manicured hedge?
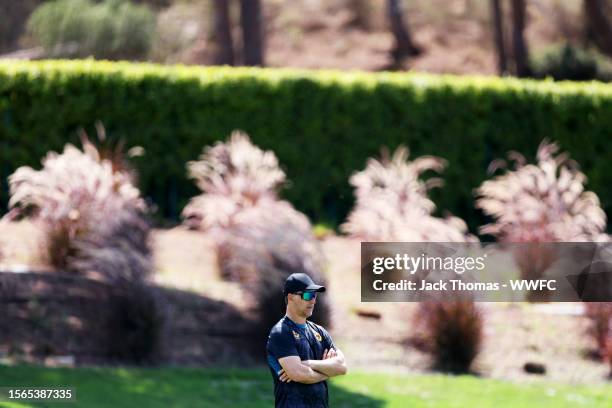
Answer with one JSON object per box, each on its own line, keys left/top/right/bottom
{"left": 1, "top": 60, "right": 611, "bottom": 232}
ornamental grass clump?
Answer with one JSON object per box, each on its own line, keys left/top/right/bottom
{"left": 6, "top": 136, "right": 162, "bottom": 362}
{"left": 342, "top": 145, "right": 482, "bottom": 373}
{"left": 414, "top": 299, "right": 483, "bottom": 374}
{"left": 342, "top": 146, "right": 476, "bottom": 242}
{"left": 219, "top": 203, "right": 330, "bottom": 339}
{"left": 6, "top": 136, "right": 151, "bottom": 282}
{"left": 476, "top": 140, "right": 608, "bottom": 244}
{"left": 476, "top": 141, "right": 608, "bottom": 300}
{"left": 183, "top": 131, "right": 330, "bottom": 338}
{"left": 105, "top": 282, "right": 164, "bottom": 363}
{"left": 70, "top": 209, "right": 153, "bottom": 284}
{"left": 585, "top": 302, "right": 612, "bottom": 362}
{"left": 183, "top": 131, "right": 286, "bottom": 232}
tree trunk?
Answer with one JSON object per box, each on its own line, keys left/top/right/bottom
{"left": 239, "top": 0, "right": 264, "bottom": 66}
{"left": 510, "top": 0, "right": 531, "bottom": 77}
{"left": 490, "top": 0, "right": 508, "bottom": 74}
{"left": 387, "top": 0, "right": 421, "bottom": 64}
{"left": 584, "top": 0, "right": 612, "bottom": 56}
{"left": 212, "top": 0, "right": 234, "bottom": 65}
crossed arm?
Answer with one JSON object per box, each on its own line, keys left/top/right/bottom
{"left": 277, "top": 348, "right": 347, "bottom": 384}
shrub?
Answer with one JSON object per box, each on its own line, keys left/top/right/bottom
{"left": 27, "top": 0, "right": 155, "bottom": 60}
{"left": 531, "top": 43, "right": 612, "bottom": 82}
{"left": 477, "top": 140, "right": 608, "bottom": 243}
{"left": 414, "top": 300, "right": 483, "bottom": 374}
{"left": 215, "top": 200, "right": 316, "bottom": 282}
{"left": 70, "top": 209, "right": 153, "bottom": 283}
{"left": 342, "top": 145, "right": 476, "bottom": 242}
{"left": 477, "top": 140, "right": 609, "bottom": 245}
{"left": 183, "top": 131, "right": 286, "bottom": 233}
{"left": 221, "top": 204, "right": 331, "bottom": 340}
{"left": 183, "top": 132, "right": 330, "bottom": 339}
{"left": 79, "top": 123, "right": 146, "bottom": 182}
{"left": 585, "top": 302, "right": 612, "bottom": 361}
{"left": 343, "top": 146, "right": 482, "bottom": 372}
{"left": 6, "top": 137, "right": 148, "bottom": 279}
{"left": 106, "top": 282, "right": 164, "bottom": 363}
{"left": 476, "top": 141, "right": 608, "bottom": 300}
{"left": 2, "top": 61, "right": 612, "bottom": 231}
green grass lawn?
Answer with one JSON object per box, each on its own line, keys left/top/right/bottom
{"left": 0, "top": 365, "right": 610, "bottom": 407}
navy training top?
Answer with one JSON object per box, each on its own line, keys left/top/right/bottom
{"left": 266, "top": 316, "right": 335, "bottom": 408}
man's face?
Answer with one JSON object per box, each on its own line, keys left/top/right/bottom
{"left": 288, "top": 290, "right": 317, "bottom": 317}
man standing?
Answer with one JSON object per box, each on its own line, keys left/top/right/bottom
{"left": 267, "top": 273, "right": 348, "bottom": 407}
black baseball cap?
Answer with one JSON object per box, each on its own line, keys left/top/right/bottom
{"left": 284, "top": 273, "right": 326, "bottom": 295}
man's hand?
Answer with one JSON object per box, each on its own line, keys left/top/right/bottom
{"left": 278, "top": 369, "right": 291, "bottom": 383}
{"left": 322, "top": 348, "right": 337, "bottom": 360}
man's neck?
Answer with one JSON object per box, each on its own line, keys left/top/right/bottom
{"left": 286, "top": 308, "right": 306, "bottom": 325}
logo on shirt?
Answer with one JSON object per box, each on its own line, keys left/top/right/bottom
{"left": 313, "top": 331, "right": 322, "bottom": 342}
{"left": 292, "top": 330, "right": 300, "bottom": 340}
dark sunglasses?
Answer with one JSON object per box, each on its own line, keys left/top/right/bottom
{"left": 294, "top": 291, "right": 317, "bottom": 301}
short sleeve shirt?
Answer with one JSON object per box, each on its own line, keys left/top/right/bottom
{"left": 266, "top": 316, "right": 335, "bottom": 408}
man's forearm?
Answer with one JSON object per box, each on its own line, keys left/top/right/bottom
{"left": 281, "top": 364, "right": 329, "bottom": 384}
{"left": 306, "top": 357, "right": 347, "bottom": 377}
{"left": 297, "top": 366, "right": 329, "bottom": 384}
